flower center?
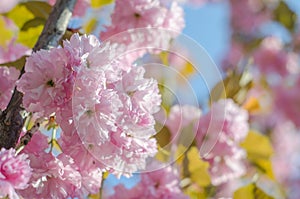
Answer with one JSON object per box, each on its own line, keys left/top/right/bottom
{"left": 46, "top": 79, "right": 55, "bottom": 87}
{"left": 134, "top": 13, "right": 141, "bottom": 18}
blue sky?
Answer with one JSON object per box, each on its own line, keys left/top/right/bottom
{"left": 183, "top": 2, "right": 230, "bottom": 66}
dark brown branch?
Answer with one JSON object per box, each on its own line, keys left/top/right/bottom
{"left": 0, "top": 0, "right": 77, "bottom": 149}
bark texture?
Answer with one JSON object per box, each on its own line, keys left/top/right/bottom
{"left": 0, "top": 0, "right": 77, "bottom": 149}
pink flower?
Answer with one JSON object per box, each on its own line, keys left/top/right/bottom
{"left": 230, "top": 0, "right": 270, "bottom": 33}
{"left": 20, "top": 152, "right": 82, "bottom": 199}
{"left": 272, "top": 121, "right": 300, "bottom": 199}
{"left": 101, "top": 0, "right": 166, "bottom": 40}
{"left": 108, "top": 165, "right": 188, "bottom": 199}
{"left": 0, "top": 0, "right": 19, "bottom": 13}
{"left": 72, "top": 63, "right": 161, "bottom": 175}
{"left": 0, "top": 148, "right": 31, "bottom": 199}
{"left": 222, "top": 41, "right": 244, "bottom": 70}
{"left": 17, "top": 48, "right": 72, "bottom": 116}
{"left": 273, "top": 77, "right": 300, "bottom": 127}
{"left": 165, "top": 105, "right": 201, "bottom": 141}
{"left": 100, "top": 0, "right": 184, "bottom": 40}
{"left": 21, "top": 131, "right": 49, "bottom": 155}
{"left": 253, "top": 37, "right": 288, "bottom": 77}
{"left": 19, "top": 33, "right": 161, "bottom": 178}
{"left": 0, "top": 39, "right": 30, "bottom": 64}
{"left": 0, "top": 66, "right": 20, "bottom": 110}
{"left": 195, "top": 99, "right": 249, "bottom": 185}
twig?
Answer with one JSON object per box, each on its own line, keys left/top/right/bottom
{"left": 15, "top": 117, "right": 45, "bottom": 154}
{"left": 0, "top": 0, "right": 77, "bottom": 149}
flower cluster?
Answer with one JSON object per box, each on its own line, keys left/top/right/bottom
{"left": 108, "top": 164, "right": 188, "bottom": 199}
{"left": 0, "top": 148, "right": 31, "bottom": 199}
{"left": 17, "top": 34, "right": 161, "bottom": 197}
{"left": 195, "top": 99, "right": 249, "bottom": 185}
{"left": 100, "top": 0, "right": 184, "bottom": 41}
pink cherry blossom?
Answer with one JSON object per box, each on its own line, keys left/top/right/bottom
{"left": 58, "top": 134, "right": 103, "bottom": 197}
{"left": 0, "top": 148, "right": 31, "bottom": 199}
{"left": 100, "top": 0, "right": 184, "bottom": 41}
{"left": 0, "top": 0, "right": 19, "bottom": 13}
{"left": 17, "top": 48, "right": 73, "bottom": 117}
{"left": 272, "top": 121, "right": 300, "bottom": 199}
{"left": 0, "top": 66, "right": 20, "bottom": 110}
{"left": 253, "top": 36, "right": 289, "bottom": 77}
{"left": 165, "top": 105, "right": 201, "bottom": 141}
{"left": 230, "top": 0, "right": 271, "bottom": 33}
{"left": 108, "top": 165, "right": 188, "bottom": 199}
{"left": 18, "top": 33, "right": 161, "bottom": 186}
{"left": 0, "top": 39, "right": 30, "bottom": 64}
{"left": 222, "top": 41, "right": 245, "bottom": 70}
{"left": 20, "top": 152, "right": 82, "bottom": 199}
{"left": 195, "top": 99, "right": 249, "bottom": 185}
{"left": 273, "top": 77, "right": 300, "bottom": 127}
{"left": 72, "top": 62, "right": 161, "bottom": 175}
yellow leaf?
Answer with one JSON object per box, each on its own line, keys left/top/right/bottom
{"left": 6, "top": 4, "right": 34, "bottom": 29}
{"left": 84, "top": 18, "right": 98, "bottom": 34}
{"left": 0, "top": 16, "right": 13, "bottom": 46}
{"left": 17, "top": 25, "right": 43, "bottom": 48}
{"left": 89, "top": 192, "right": 100, "bottom": 199}
{"left": 159, "top": 51, "right": 169, "bottom": 66}
{"left": 253, "top": 158, "right": 275, "bottom": 179}
{"left": 102, "top": 171, "right": 109, "bottom": 179}
{"left": 155, "top": 145, "right": 171, "bottom": 162}
{"left": 234, "top": 183, "right": 274, "bottom": 199}
{"left": 91, "top": 0, "right": 114, "bottom": 8}
{"left": 240, "top": 131, "right": 274, "bottom": 160}
{"left": 175, "top": 144, "right": 187, "bottom": 165}
{"left": 185, "top": 187, "right": 206, "bottom": 199}
{"left": 52, "top": 140, "right": 62, "bottom": 152}
{"left": 240, "top": 131, "right": 275, "bottom": 179}
{"left": 234, "top": 183, "right": 255, "bottom": 199}
{"left": 187, "top": 147, "right": 211, "bottom": 187}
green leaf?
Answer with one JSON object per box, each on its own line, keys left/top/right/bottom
{"left": 21, "top": 17, "right": 46, "bottom": 31}
{"left": 0, "top": 56, "right": 27, "bottom": 70}
{"left": 273, "top": 1, "right": 297, "bottom": 32}
{"left": 0, "top": 16, "right": 13, "bottom": 46}
{"left": 91, "top": 0, "right": 114, "bottom": 8}
{"left": 234, "top": 183, "right": 274, "bottom": 199}
{"left": 22, "top": 1, "right": 52, "bottom": 19}
{"left": 187, "top": 147, "right": 211, "bottom": 187}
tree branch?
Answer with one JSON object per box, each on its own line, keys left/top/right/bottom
{"left": 0, "top": 0, "right": 77, "bottom": 149}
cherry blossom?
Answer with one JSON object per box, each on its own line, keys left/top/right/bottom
{"left": 253, "top": 37, "right": 289, "bottom": 77}
{"left": 0, "top": 0, "right": 19, "bottom": 13}
{"left": 108, "top": 164, "right": 188, "bottom": 199}
{"left": 195, "top": 99, "right": 249, "bottom": 185}
{"left": 0, "top": 66, "right": 20, "bottom": 110}
{"left": 0, "top": 148, "right": 31, "bottom": 199}
{"left": 100, "top": 0, "right": 184, "bottom": 41}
